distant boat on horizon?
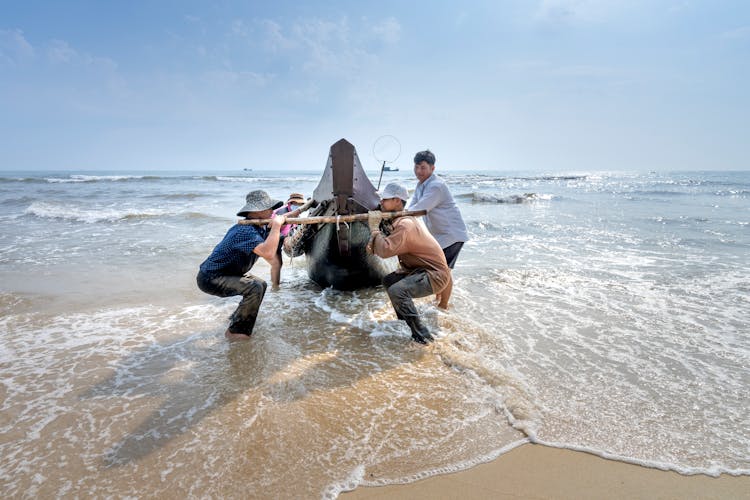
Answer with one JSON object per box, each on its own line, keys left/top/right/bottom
{"left": 383, "top": 166, "right": 399, "bottom": 172}
{"left": 243, "top": 168, "right": 253, "bottom": 171}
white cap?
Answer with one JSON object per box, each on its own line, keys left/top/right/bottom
{"left": 380, "top": 182, "right": 409, "bottom": 202}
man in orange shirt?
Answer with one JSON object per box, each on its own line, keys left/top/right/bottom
{"left": 367, "top": 183, "right": 451, "bottom": 344}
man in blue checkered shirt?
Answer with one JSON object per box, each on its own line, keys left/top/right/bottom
{"left": 197, "top": 190, "right": 286, "bottom": 340}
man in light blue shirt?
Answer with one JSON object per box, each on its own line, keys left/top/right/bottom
{"left": 407, "top": 149, "right": 468, "bottom": 309}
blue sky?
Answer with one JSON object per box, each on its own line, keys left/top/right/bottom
{"left": 1, "top": 1, "right": 748, "bottom": 171}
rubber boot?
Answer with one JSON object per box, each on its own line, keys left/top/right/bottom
{"left": 404, "top": 316, "right": 434, "bottom": 344}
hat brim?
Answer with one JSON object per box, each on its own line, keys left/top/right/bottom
{"left": 237, "top": 199, "right": 284, "bottom": 216}
{"left": 378, "top": 191, "right": 408, "bottom": 202}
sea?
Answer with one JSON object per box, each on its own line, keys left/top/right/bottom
{"left": 0, "top": 168, "right": 748, "bottom": 498}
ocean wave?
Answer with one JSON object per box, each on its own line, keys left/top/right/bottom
{"left": 145, "top": 192, "right": 208, "bottom": 200}
{"left": 211, "top": 176, "right": 318, "bottom": 183}
{"left": 44, "top": 174, "right": 159, "bottom": 183}
{"left": 519, "top": 175, "right": 587, "bottom": 181}
{"left": 0, "top": 195, "right": 38, "bottom": 207}
{"left": 649, "top": 215, "right": 710, "bottom": 226}
{"left": 466, "top": 220, "right": 505, "bottom": 232}
{"left": 456, "top": 192, "right": 550, "bottom": 203}
{"left": 23, "top": 201, "right": 174, "bottom": 223}
{"left": 0, "top": 176, "right": 47, "bottom": 183}
{"left": 629, "top": 190, "right": 689, "bottom": 196}
{"left": 179, "top": 212, "right": 228, "bottom": 221}
{"left": 444, "top": 174, "right": 588, "bottom": 184}
{"left": 714, "top": 189, "right": 750, "bottom": 197}
{"left": 684, "top": 178, "right": 750, "bottom": 188}
{"left": 22, "top": 201, "right": 226, "bottom": 224}
{"left": 0, "top": 174, "right": 199, "bottom": 184}
{"left": 644, "top": 177, "right": 750, "bottom": 190}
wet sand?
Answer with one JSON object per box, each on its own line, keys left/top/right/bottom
{"left": 342, "top": 444, "right": 750, "bottom": 499}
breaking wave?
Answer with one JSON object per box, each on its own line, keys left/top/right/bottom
{"left": 22, "top": 201, "right": 219, "bottom": 223}
{"left": 456, "top": 192, "right": 553, "bottom": 203}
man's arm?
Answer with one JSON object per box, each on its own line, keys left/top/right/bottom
{"left": 407, "top": 181, "right": 443, "bottom": 212}
{"left": 253, "top": 214, "right": 286, "bottom": 263}
{"left": 371, "top": 219, "right": 410, "bottom": 258}
{"left": 270, "top": 253, "right": 282, "bottom": 289}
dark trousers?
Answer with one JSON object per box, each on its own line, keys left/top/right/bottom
{"left": 383, "top": 270, "right": 434, "bottom": 343}
{"left": 197, "top": 271, "right": 267, "bottom": 335}
{"left": 442, "top": 241, "right": 464, "bottom": 269}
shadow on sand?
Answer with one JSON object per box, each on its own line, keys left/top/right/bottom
{"left": 80, "top": 320, "right": 424, "bottom": 467}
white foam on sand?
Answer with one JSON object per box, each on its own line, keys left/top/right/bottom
{"left": 450, "top": 249, "right": 750, "bottom": 477}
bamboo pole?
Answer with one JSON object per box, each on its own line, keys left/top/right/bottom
{"left": 238, "top": 209, "right": 427, "bottom": 226}
{"left": 283, "top": 198, "right": 315, "bottom": 218}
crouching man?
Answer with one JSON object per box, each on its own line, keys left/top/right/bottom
{"left": 197, "top": 190, "right": 285, "bottom": 340}
{"left": 367, "top": 182, "right": 451, "bottom": 344}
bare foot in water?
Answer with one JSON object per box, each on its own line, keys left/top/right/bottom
{"left": 225, "top": 329, "right": 251, "bottom": 340}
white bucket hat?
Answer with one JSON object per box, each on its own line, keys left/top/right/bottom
{"left": 379, "top": 182, "right": 409, "bottom": 202}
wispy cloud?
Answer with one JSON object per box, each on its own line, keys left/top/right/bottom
{"left": 231, "top": 18, "right": 250, "bottom": 38}
{"left": 48, "top": 39, "right": 78, "bottom": 63}
{"left": 371, "top": 17, "right": 401, "bottom": 45}
{"left": 0, "top": 28, "right": 35, "bottom": 64}
{"left": 504, "top": 59, "right": 633, "bottom": 79}
{"left": 1, "top": 30, "right": 118, "bottom": 71}
{"left": 258, "top": 16, "right": 398, "bottom": 79}
{"left": 293, "top": 17, "right": 365, "bottom": 74}
{"left": 202, "top": 69, "right": 274, "bottom": 89}
{"left": 535, "top": 0, "right": 631, "bottom": 24}
{"left": 46, "top": 39, "right": 118, "bottom": 71}
{"left": 260, "top": 19, "right": 297, "bottom": 52}
{"left": 721, "top": 25, "right": 750, "bottom": 40}
{"left": 667, "top": 1, "right": 691, "bottom": 14}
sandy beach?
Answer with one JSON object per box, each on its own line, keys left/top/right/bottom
{"left": 2, "top": 171, "right": 748, "bottom": 497}
{"left": 342, "top": 444, "right": 750, "bottom": 499}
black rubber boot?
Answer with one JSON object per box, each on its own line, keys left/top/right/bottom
{"left": 404, "top": 316, "right": 434, "bottom": 344}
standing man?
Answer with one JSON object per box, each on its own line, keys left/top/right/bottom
{"left": 407, "top": 149, "right": 468, "bottom": 309}
{"left": 367, "top": 182, "right": 451, "bottom": 344}
{"left": 197, "top": 190, "right": 286, "bottom": 340}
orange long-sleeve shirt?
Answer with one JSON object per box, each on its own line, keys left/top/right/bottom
{"left": 371, "top": 216, "right": 451, "bottom": 294}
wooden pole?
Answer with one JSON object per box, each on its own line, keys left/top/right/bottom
{"left": 238, "top": 209, "right": 427, "bottom": 226}
{"left": 283, "top": 198, "right": 315, "bottom": 218}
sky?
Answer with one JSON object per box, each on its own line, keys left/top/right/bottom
{"left": 1, "top": 1, "right": 749, "bottom": 172}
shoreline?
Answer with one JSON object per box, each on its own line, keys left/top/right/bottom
{"left": 341, "top": 443, "right": 750, "bottom": 499}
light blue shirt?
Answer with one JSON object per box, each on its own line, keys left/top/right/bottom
{"left": 407, "top": 174, "right": 468, "bottom": 248}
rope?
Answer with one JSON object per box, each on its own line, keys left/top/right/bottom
{"left": 335, "top": 215, "right": 349, "bottom": 232}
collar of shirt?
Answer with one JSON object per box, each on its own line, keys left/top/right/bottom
{"left": 416, "top": 173, "right": 436, "bottom": 197}
{"left": 419, "top": 173, "right": 435, "bottom": 187}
